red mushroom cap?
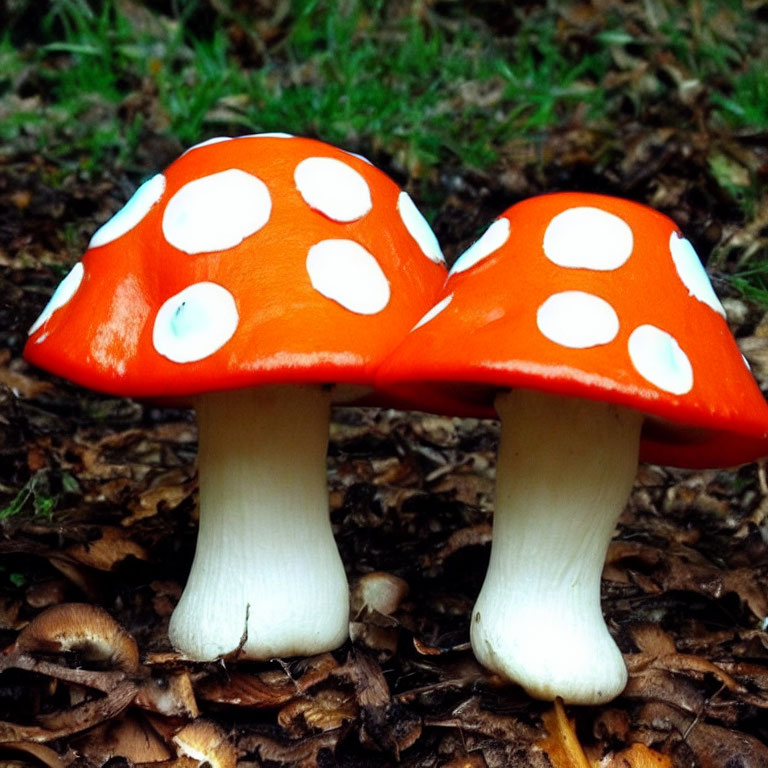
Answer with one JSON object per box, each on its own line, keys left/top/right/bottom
{"left": 376, "top": 192, "right": 768, "bottom": 469}
{"left": 24, "top": 135, "right": 447, "bottom": 399}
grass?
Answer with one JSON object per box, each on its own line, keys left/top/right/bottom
{"left": 729, "top": 263, "right": 768, "bottom": 308}
{"left": 4, "top": 1, "right": 762, "bottom": 169}
{"left": 3, "top": 2, "right": 612, "bottom": 170}
{"left": 0, "top": 469, "right": 72, "bottom": 520}
{"left": 1, "top": 0, "right": 767, "bottom": 299}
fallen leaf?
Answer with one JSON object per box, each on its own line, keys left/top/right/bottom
{"left": 123, "top": 473, "right": 195, "bottom": 524}
{"left": 440, "top": 754, "right": 488, "bottom": 768}
{"left": 277, "top": 688, "right": 357, "bottom": 736}
{"left": 197, "top": 654, "right": 340, "bottom": 709}
{"left": 349, "top": 651, "right": 422, "bottom": 757}
{"left": 72, "top": 713, "right": 172, "bottom": 764}
{"left": 684, "top": 720, "right": 768, "bottom": 768}
{"left": 0, "top": 741, "right": 68, "bottom": 768}
{"left": 606, "top": 540, "right": 768, "bottom": 618}
{"left": 537, "top": 698, "right": 590, "bottom": 768}
{"left": 235, "top": 729, "right": 340, "bottom": 768}
{"left": 66, "top": 526, "right": 148, "bottom": 570}
{"left": 197, "top": 670, "right": 296, "bottom": 709}
{"left": 0, "top": 681, "right": 138, "bottom": 743}
{"left": 426, "top": 523, "right": 493, "bottom": 567}
{"left": 602, "top": 742, "right": 673, "bottom": 767}
{"left": 629, "top": 623, "right": 677, "bottom": 657}
{"left": 425, "top": 696, "right": 539, "bottom": 743}
{"left": 0, "top": 349, "right": 53, "bottom": 398}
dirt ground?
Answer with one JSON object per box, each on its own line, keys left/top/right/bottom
{"left": 2, "top": 21, "right": 768, "bottom": 766}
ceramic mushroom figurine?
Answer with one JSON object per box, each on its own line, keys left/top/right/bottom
{"left": 377, "top": 192, "right": 768, "bottom": 704}
{"left": 24, "top": 134, "right": 447, "bottom": 661}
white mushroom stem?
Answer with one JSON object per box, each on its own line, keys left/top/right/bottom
{"left": 470, "top": 389, "right": 643, "bottom": 704}
{"left": 168, "top": 385, "right": 349, "bottom": 661}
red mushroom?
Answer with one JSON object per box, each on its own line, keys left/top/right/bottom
{"left": 24, "top": 134, "right": 447, "bottom": 661}
{"left": 376, "top": 192, "right": 768, "bottom": 703}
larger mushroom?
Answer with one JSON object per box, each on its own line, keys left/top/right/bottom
{"left": 24, "top": 134, "right": 447, "bottom": 661}
{"left": 376, "top": 192, "right": 768, "bottom": 704}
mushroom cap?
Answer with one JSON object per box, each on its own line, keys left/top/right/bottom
{"left": 24, "top": 135, "right": 447, "bottom": 399}
{"left": 376, "top": 192, "right": 768, "bottom": 469}
{"left": 13, "top": 603, "right": 139, "bottom": 673}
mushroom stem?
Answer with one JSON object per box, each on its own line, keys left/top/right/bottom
{"left": 470, "top": 389, "right": 642, "bottom": 704}
{"left": 168, "top": 385, "right": 348, "bottom": 661}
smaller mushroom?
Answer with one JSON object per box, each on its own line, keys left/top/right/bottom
{"left": 377, "top": 193, "right": 768, "bottom": 703}
{"left": 349, "top": 572, "right": 410, "bottom": 655}
{"left": 12, "top": 603, "right": 139, "bottom": 674}
{"left": 350, "top": 572, "right": 410, "bottom": 619}
{"left": 173, "top": 719, "right": 237, "bottom": 768}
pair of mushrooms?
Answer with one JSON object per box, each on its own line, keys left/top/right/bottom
{"left": 24, "top": 135, "right": 768, "bottom": 705}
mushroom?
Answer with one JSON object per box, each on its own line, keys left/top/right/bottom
{"left": 376, "top": 192, "right": 768, "bottom": 704}
{"left": 12, "top": 603, "right": 140, "bottom": 674}
{"left": 172, "top": 719, "right": 237, "bottom": 768}
{"left": 24, "top": 134, "right": 447, "bottom": 661}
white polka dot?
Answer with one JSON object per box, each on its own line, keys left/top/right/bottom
{"left": 742, "top": 354, "right": 751, "bottom": 370}
{"left": 450, "top": 218, "right": 511, "bottom": 275}
{"left": 89, "top": 174, "right": 166, "bottom": 249}
{"left": 28, "top": 262, "right": 84, "bottom": 335}
{"left": 628, "top": 325, "right": 693, "bottom": 395}
{"left": 183, "top": 136, "right": 232, "bottom": 154}
{"left": 153, "top": 282, "right": 238, "bottom": 363}
{"left": 306, "top": 240, "right": 389, "bottom": 314}
{"left": 162, "top": 169, "right": 271, "bottom": 255}
{"left": 398, "top": 192, "right": 444, "bottom": 264}
{"left": 543, "top": 206, "right": 633, "bottom": 270}
{"left": 537, "top": 291, "right": 619, "bottom": 349}
{"left": 412, "top": 294, "right": 453, "bottom": 330}
{"left": 669, "top": 232, "right": 726, "bottom": 317}
{"left": 294, "top": 157, "right": 372, "bottom": 222}
{"left": 242, "top": 132, "right": 294, "bottom": 139}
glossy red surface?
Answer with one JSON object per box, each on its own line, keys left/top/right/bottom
{"left": 376, "top": 193, "right": 768, "bottom": 469}
{"left": 24, "top": 137, "right": 448, "bottom": 399}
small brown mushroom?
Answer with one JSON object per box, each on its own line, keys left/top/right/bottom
{"left": 172, "top": 719, "right": 237, "bottom": 768}
{"left": 13, "top": 603, "right": 139, "bottom": 674}
{"left": 350, "top": 571, "right": 410, "bottom": 619}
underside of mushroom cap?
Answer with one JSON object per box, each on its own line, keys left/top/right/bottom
{"left": 24, "top": 135, "right": 447, "bottom": 399}
{"left": 376, "top": 192, "right": 768, "bottom": 469}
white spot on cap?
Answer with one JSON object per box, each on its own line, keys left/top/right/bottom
{"left": 183, "top": 136, "right": 232, "bottom": 154}
{"left": 306, "top": 239, "right": 389, "bottom": 314}
{"left": 412, "top": 294, "right": 453, "bottom": 330}
{"left": 450, "top": 218, "right": 511, "bottom": 275}
{"left": 29, "top": 262, "right": 84, "bottom": 335}
{"left": 162, "top": 169, "right": 271, "bottom": 254}
{"left": 89, "top": 174, "right": 166, "bottom": 249}
{"left": 628, "top": 324, "right": 693, "bottom": 395}
{"left": 537, "top": 291, "right": 619, "bottom": 349}
{"left": 398, "top": 192, "right": 444, "bottom": 264}
{"left": 241, "top": 132, "right": 294, "bottom": 139}
{"left": 543, "top": 206, "right": 633, "bottom": 270}
{"left": 153, "top": 282, "right": 238, "bottom": 363}
{"left": 294, "top": 157, "right": 372, "bottom": 222}
{"left": 669, "top": 232, "right": 726, "bottom": 317}
{"left": 742, "top": 353, "right": 751, "bottom": 370}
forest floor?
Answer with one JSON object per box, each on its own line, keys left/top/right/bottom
{"left": 2, "top": 2, "right": 768, "bottom": 766}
